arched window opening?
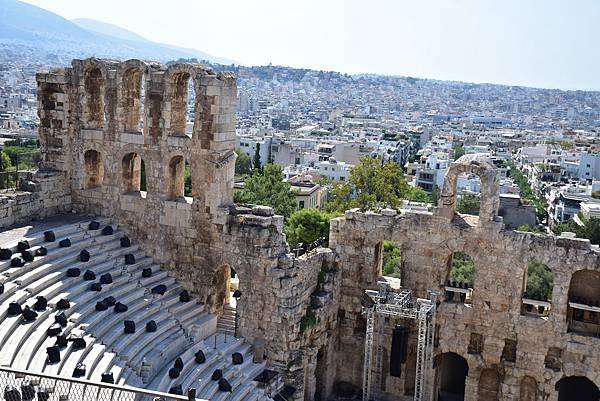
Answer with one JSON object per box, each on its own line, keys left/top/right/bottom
{"left": 122, "top": 152, "right": 142, "bottom": 194}
{"left": 567, "top": 270, "right": 600, "bottom": 338}
{"left": 186, "top": 78, "right": 196, "bottom": 136}
{"left": 167, "top": 155, "right": 185, "bottom": 200}
{"left": 478, "top": 368, "right": 501, "bottom": 401}
{"left": 445, "top": 252, "right": 474, "bottom": 304}
{"left": 556, "top": 376, "right": 599, "bottom": 401}
{"left": 521, "top": 261, "right": 553, "bottom": 317}
{"left": 184, "top": 160, "right": 192, "bottom": 197}
{"left": 84, "top": 67, "right": 105, "bottom": 129}
{"left": 434, "top": 352, "right": 468, "bottom": 401}
{"left": 374, "top": 241, "right": 402, "bottom": 283}
{"left": 121, "top": 68, "right": 144, "bottom": 133}
{"left": 83, "top": 150, "right": 103, "bottom": 189}
{"left": 519, "top": 376, "right": 538, "bottom": 401}
{"left": 170, "top": 72, "right": 195, "bottom": 136}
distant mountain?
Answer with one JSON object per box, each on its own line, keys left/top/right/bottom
{"left": 72, "top": 18, "right": 150, "bottom": 43}
{"left": 0, "top": 0, "right": 233, "bottom": 64}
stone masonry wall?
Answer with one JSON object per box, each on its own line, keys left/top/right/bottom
{"left": 330, "top": 208, "right": 600, "bottom": 401}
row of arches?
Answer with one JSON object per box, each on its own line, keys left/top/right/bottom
{"left": 375, "top": 242, "right": 600, "bottom": 337}
{"left": 83, "top": 149, "right": 191, "bottom": 200}
{"left": 82, "top": 65, "right": 196, "bottom": 137}
{"left": 435, "top": 352, "right": 600, "bottom": 401}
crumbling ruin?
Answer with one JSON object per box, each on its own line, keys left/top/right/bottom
{"left": 0, "top": 58, "right": 598, "bottom": 401}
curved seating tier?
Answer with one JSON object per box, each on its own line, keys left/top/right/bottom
{"left": 0, "top": 217, "right": 272, "bottom": 401}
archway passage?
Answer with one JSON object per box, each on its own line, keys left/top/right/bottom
{"left": 478, "top": 368, "right": 501, "bottom": 401}
{"left": 122, "top": 152, "right": 142, "bottom": 193}
{"left": 83, "top": 150, "right": 103, "bottom": 189}
{"left": 314, "top": 347, "right": 327, "bottom": 401}
{"left": 556, "top": 376, "right": 599, "bottom": 401}
{"left": 567, "top": 270, "right": 600, "bottom": 337}
{"left": 435, "top": 352, "right": 468, "bottom": 401}
{"left": 84, "top": 67, "right": 105, "bottom": 129}
{"left": 213, "top": 266, "right": 241, "bottom": 336}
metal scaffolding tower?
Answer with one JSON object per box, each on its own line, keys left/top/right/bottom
{"left": 361, "top": 282, "right": 438, "bottom": 401}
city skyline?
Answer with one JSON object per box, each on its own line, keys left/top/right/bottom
{"left": 19, "top": 0, "right": 600, "bottom": 91}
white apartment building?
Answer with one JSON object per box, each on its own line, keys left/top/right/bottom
{"left": 578, "top": 153, "right": 600, "bottom": 182}
{"left": 315, "top": 158, "right": 352, "bottom": 182}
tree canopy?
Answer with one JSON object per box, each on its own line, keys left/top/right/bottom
{"left": 324, "top": 156, "right": 428, "bottom": 213}
{"left": 382, "top": 241, "right": 401, "bottom": 278}
{"left": 285, "top": 208, "right": 336, "bottom": 247}
{"left": 235, "top": 148, "right": 252, "bottom": 176}
{"left": 525, "top": 262, "right": 553, "bottom": 301}
{"left": 449, "top": 251, "right": 474, "bottom": 287}
{"left": 552, "top": 217, "right": 600, "bottom": 245}
{"left": 234, "top": 164, "right": 297, "bottom": 218}
{"left": 457, "top": 194, "right": 480, "bottom": 215}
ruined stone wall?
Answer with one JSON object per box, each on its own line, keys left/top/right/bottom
{"left": 330, "top": 208, "right": 600, "bottom": 401}
{"left": 34, "top": 58, "right": 335, "bottom": 401}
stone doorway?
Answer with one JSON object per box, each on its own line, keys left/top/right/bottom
{"left": 556, "top": 376, "right": 599, "bottom": 401}
{"left": 434, "top": 352, "right": 468, "bottom": 401}
{"left": 314, "top": 347, "right": 327, "bottom": 401}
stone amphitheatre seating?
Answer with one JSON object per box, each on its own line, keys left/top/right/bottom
{"left": 0, "top": 217, "right": 272, "bottom": 401}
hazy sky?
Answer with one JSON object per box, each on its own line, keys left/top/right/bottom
{"left": 21, "top": 0, "right": 600, "bottom": 90}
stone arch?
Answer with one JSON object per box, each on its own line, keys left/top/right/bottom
{"left": 434, "top": 352, "right": 469, "bottom": 401}
{"left": 167, "top": 155, "right": 185, "bottom": 200}
{"left": 118, "top": 60, "right": 148, "bottom": 133}
{"left": 121, "top": 152, "right": 144, "bottom": 193}
{"left": 519, "top": 376, "right": 538, "bottom": 401}
{"left": 83, "top": 149, "right": 104, "bottom": 189}
{"left": 555, "top": 376, "right": 599, "bottom": 401}
{"left": 478, "top": 367, "right": 501, "bottom": 401}
{"left": 83, "top": 66, "right": 106, "bottom": 129}
{"left": 566, "top": 269, "right": 600, "bottom": 336}
{"left": 438, "top": 154, "right": 500, "bottom": 226}
{"left": 165, "top": 64, "right": 198, "bottom": 137}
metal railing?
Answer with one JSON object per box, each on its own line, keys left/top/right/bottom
{"left": 0, "top": 366, "right": 203, "bottom": 401}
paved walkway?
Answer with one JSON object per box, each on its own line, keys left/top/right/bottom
{"left": 0, "top": 213, "right": 98, "bottom": 246}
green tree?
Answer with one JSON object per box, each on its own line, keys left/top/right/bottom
{"left": 517, "top": 224, "right": 545, "bottom": 234}
{"left": 457, "top": 194, "right": 480, "bottom": 215}
{"left": 577, "top": 217, "right": 600, "bottom": 245}
{"left": 285, "top": 208, "right": 336, "bottom": 247}
{"left": 407, "top": 187, "right": 432, "bottom": 203}
{"left": 235, "top": 149, "right": 252, "bottom": 176}
{"left": 382, "top": 241, "right": 401, "bottom": 278}
{"left": 348, "top": 156, "right": 410, "bottom": 210}
{"left": 0, "top": 151, "right": 12, "bottom": 172}
{"left": 525, "top": 262, "right": 553, "bottom": 301}
{"left": 324, "top": 181, "right": 353, "bottom": 213}
{"left": 449, "top": 251, "right": 474, "bottom": 287}
{"left": 252, "top": 143, "right": 262, "bottom": 170}
{"left": 453, "top": 145, "right": 465, "bottom": 160}
{"left": 234, "top": 164, "right": 297, "bottom": 218}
